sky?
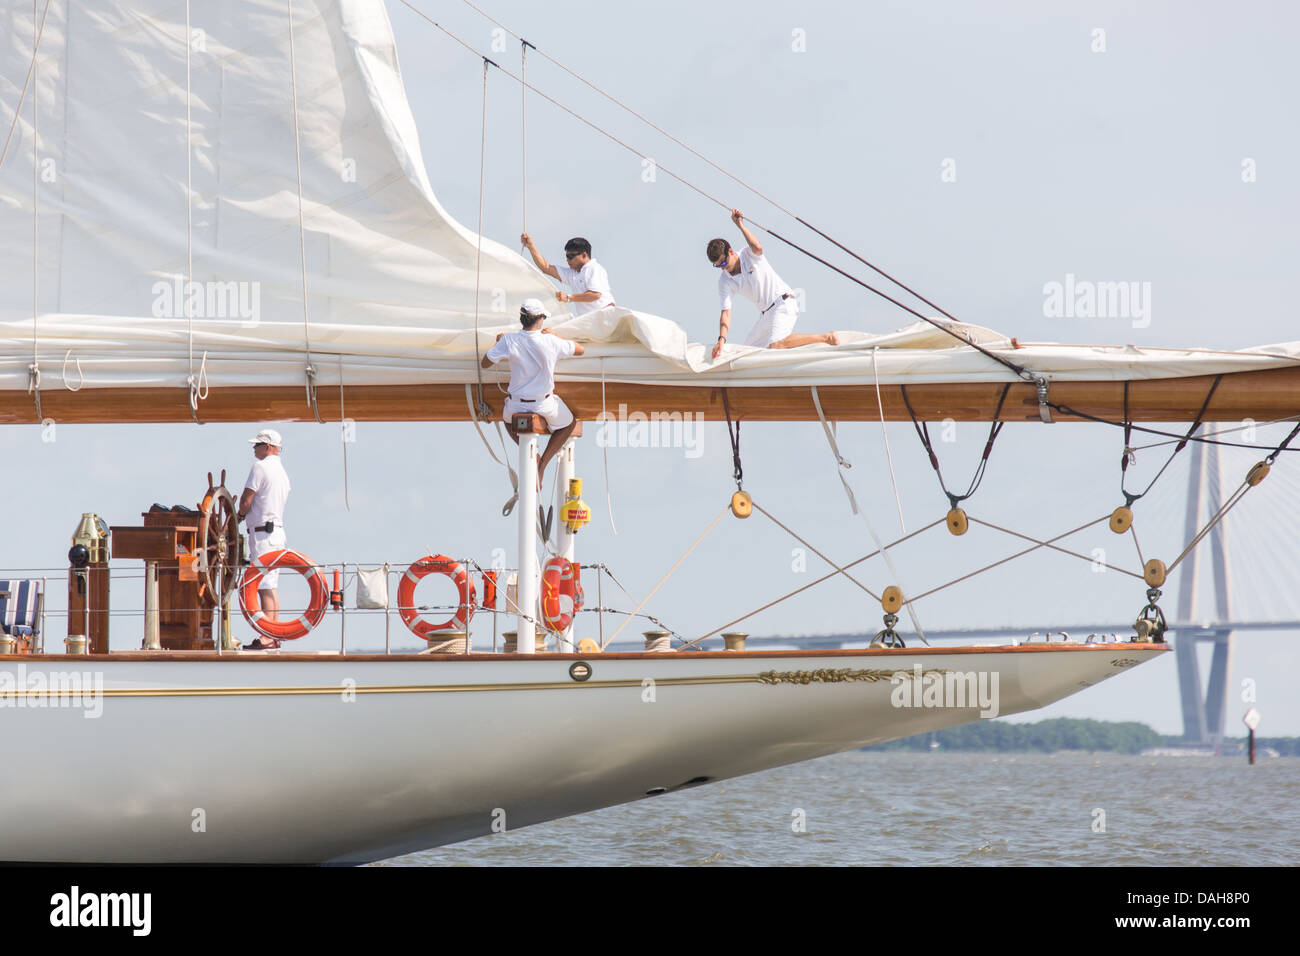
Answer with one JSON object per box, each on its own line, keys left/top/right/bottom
{"left": 3, "top": 0, "right": 1298, "bottom": 736}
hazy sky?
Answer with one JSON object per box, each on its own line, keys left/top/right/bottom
{"left": 4, "top": 0, "right": 1298, "bottom": 736}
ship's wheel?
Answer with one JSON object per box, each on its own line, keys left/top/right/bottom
{"left": 197, "top": 470, "right": 241, "bottom": 605}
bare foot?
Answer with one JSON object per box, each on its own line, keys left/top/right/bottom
{"left": 825, "top": 331, "right": 840, "bottom": 346}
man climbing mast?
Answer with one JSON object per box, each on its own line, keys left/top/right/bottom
{"left": 482, "top": 298, "right": 587, "bottom": 486}
{"left": 708, "top": 209, "right": 839, "bottom": 359}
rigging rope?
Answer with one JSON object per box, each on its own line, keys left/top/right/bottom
{"left": 721, "top": 389, "right": 743, "bottom": 488}
{"left": 339, "top": 354, "right": 350, "bottom": 511}
{"left": 904, "top": 516, "right": 1109, "bottom": 604}
{"left": 519, "top": 39, "right": 532, "bottom": 240}
{"left": 601, "top": 358, "right": 618, "bottom": 534}
{"left": 29, "top": 0, "right": 40, "bottom": 422}
{"left": 968, "top": 516, "right": 1144, "bottom": 580}
{"left": 285, "top": 0, "right": 320, "bottom": 422}
{"left": 185, "top": 1, "right": 198, "bottom": 421}
{"left": 1118, "top": 377, "right": 1221, "bottom": 507}
{"left": 901, "top": 383, "right": 1010, "bottom": 510}
{"left": 681, "top": 519, "right": 944, "bottom": 649}
{"left": 471, "top": 58, "right": 493, "bottom": 420}
{"left": 599, "top": 506, "right": 729, "bottom": 650}
{"left": 1042, "top": 398, "right": 1296, "bottom": 453}
{"left": 0, "top": 0, "right": 52, "bottom": 171}
{"left": 753, "top": 502, "right": 879, "bottom": 600}
{"left": 872, "top": 348, "right": 906, "bottom": 533}
{"left": 810, "top": 386, "right": 859, "bottom": 515}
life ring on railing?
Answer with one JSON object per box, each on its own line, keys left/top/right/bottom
{"left": 540, "top": 558, "right": 583, "bottom": 633}
{"left": 398, "top": 555, "right": 477, "bottom": 641}
{"left": 239, "top": 549, "right": 330, "bottom": 641}
{"left": 480, "top": 569, "right": 498, "bottom": 610}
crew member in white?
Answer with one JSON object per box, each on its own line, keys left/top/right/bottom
{"left": 482, "top": 298, "right": 587, "bottom": 486}
{"left": 708, "top": 209, "right": 839, "bottom": 359}
{"left": 521, "top": 234, "right": 615, "bottom": 316}
{"left": 238, "top": 428, "right": 291, "bottom": 650}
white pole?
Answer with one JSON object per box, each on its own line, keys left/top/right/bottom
{"left": 516, "top": 429, "right": 539, "bottom": 653}
{"left": 555, "top": 440, "right": 576, "bottom": 652}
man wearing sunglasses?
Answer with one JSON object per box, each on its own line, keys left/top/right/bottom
{"left": 707, "top": 209, "right": 839, "bottom": 359}
{"left": 521, "top": 234, "right": 615, "bottom": 317}
{"left": 238, "top": 429, "right": 291, "bottom": 650}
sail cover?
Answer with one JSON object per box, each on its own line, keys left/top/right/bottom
{"left": 3, "top": 0, "right": 1300, "bottom": 399}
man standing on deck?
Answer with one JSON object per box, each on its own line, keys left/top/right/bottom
{"left": 708, "top": 209, "right": 838, "bottom": 359}
{"left": 521, "top": 234, "right": 616, "bottom": 316}
{"left": 238, "top": 428, "right": 291, "bottom": 650}
{"left": 482, "top": 298, "right": 586, "bottom": 487}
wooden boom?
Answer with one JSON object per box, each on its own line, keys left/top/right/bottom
{"left": 2, "top": 365, "right": 1298, "bottom": 425}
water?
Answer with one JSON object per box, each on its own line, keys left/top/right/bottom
{"left": 379, "top": 751, "right": 1299, "bottom": 866}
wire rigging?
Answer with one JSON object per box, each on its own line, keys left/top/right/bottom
{"left": 901, "top": 383, "right": 1010, "bottom": 510}
{"left": 470, "top": 57, "right": 494, "bottom": 420}
{"left": 1118, "top": 377, "right": 1222, "bottom": 507}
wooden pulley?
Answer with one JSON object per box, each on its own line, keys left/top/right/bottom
{"left": 1143, "top": 558, "right": 1167, "bottom": 588}
{"left": 1109, "top": 506, "right": 1133, "bottom": 534}
{"left": 946, "top": 508, "right": 968, "bottom": 536}
{"left": 1246, "top": 461, "right": 1270, "bottom": 487}
{"left": 881, "top": 585, "right": 903, "bottom": 614}
{"left": 730, "top": 490, "right": 752, "bottom": 519}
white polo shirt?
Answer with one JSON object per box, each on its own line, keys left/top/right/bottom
{"left": 555, "top": 258, "right": 615, "bottom": 316}
{"left": 718, "top": 247, "right": 794, "bottom": 314}
{"left": 244, "top": 455, "right": 290, "bottom": 532}
{"left": 486, "top": 329, "right": 577, "bottom": 400}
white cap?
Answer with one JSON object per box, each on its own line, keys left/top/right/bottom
{"left": 249, "top": 428, "right": 283, "bottom": 447}
{"left": 520, "top": 297, "right": 549, "bottom": 320}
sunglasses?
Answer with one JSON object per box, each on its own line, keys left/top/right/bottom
{"left": 713, "top": 251, "right": 730, "bottom": 268}
{"left": 565, "top": 251, "right": 583, "bottom": 261}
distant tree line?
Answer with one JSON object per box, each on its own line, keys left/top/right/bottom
{"left": 865, "top": 718, "right": 1299, "bottom": 754}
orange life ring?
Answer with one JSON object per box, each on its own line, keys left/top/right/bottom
{"left": 540, "top": 558, "right": 583, "bottom": 633}
{"left": 398, "top": 555, "right": 477, "bottom": 641}
{"left": 239, "top": 549, "right": 330, "bottom": 641}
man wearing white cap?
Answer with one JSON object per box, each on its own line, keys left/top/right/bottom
{"left": 238, "top": 428, "right": 291, "bottom": 650}
{"left": 482, "top": 299, "right": 586, "bottom": 485}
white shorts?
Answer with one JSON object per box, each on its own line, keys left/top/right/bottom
{"left": 247, "top": 526, "right": 287, "bottom": 590}
{"left": 744, "top": 300, "right": 799, "bottom": 347}
{"left": 504, "top": 393, "right": 574, "bottom": 432}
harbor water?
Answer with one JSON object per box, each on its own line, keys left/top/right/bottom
{"left": 381, "top": 751, "right": 1299, "bottom": 866}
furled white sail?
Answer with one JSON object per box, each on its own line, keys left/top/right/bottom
{"left": 0, "top": 0, "right": 552, "bottom": 392}
{"left": 2, "top": 0, "right": 1299, "bottom": 398}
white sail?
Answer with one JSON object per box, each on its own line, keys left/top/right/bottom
{"left": 3, "top": 0, "right": 1299, "bottom": 395}
{"left": 0, "top": 0, "right": 552, "bottom": 390}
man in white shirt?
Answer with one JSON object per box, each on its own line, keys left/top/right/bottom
{"left": 482, "top": 298, "right": 587, "bottom": 486}
{"left": 708, "top": 209, "right": 839, "bottom": 359}
{"left": 238, "top": 428, "right": 291, "bottom": 649}
{"left": 521, "top": 234, "right": 616, "bottom": 316}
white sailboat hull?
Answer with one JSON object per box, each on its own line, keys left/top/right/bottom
{"left": 0, "top": 644, "right": 1165, "bottom": 863}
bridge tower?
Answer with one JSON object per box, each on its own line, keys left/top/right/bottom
{"left": 1172, "top": 439, "right": 1234, "bottom": 751}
